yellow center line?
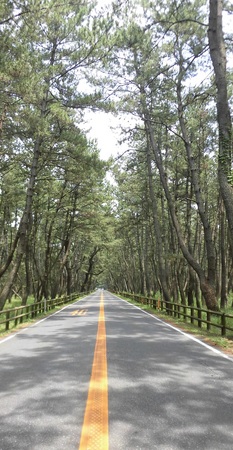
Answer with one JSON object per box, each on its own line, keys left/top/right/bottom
{"left": 78, "top": 292, "right": 108, "bottom": 450}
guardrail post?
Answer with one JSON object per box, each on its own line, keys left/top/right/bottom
{"left": 183, "top": 305, "right": 187, "bottom": 321}
{"left": 20, "top": 308, "right": 23, "bottom": 324}
{"left": 6, "top": 311, "right": 10, "bottom": 331}
{"left": 198, "top": 308, "right": 202, "bottom": 328}
{"left": 178, "top": 304, "right": 180, "bottom": 319}
{"left": 191, "top": 306, "right": 194, "bottom": 324}
{"left": 171, "top": 303, "right": 174, "bottom": 317}
{"left": 221, "top": 313, "right": 226, "bottom": 336}
{"left": 207, "top": 311, "right": 210, "bottom": 331}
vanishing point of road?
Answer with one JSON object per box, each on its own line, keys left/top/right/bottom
{"left": 1, "top": 291, "right": 233, "bottom": 449}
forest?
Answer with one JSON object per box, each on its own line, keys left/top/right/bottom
{"left": 0, "top": 0, "right": 232, "bottom": 312}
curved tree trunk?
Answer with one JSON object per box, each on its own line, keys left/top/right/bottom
{"left": 0, "top": 136, "right": 42, "bottom": 310}
{"left": 177, "top": 74, "right": 217, "bottom": 290}
{"left": 145, "top": 117, "right": 219, "bottom": 311}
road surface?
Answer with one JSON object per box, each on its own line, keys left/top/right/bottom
{"left": 0, "top": 290, "right": 233, "bottom": 449}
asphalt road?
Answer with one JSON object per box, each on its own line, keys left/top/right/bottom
{"left": 1, "top": 291, "right": 233, "bottom": 449}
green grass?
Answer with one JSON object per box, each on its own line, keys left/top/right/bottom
{"left": 122, "top": 296, "right": 233, "bottom": 354}
{"left": 3, "top": 295, "right": 36, "bottom": 310}
{"left": 164, "top": 305, "right": 233, "bottom": 337}
{"left": 126, "top": 294, "right": 233, "bottom": 336}
{"left": 0, "top": 295, "right": 83, "bottom": 337}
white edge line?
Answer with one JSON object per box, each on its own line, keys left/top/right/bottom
{"left": 111, "top": 293, "right": 233, "bottom": 363}
{"left": 29, "top": 303, "right": 73, "bottom": 327}
{"left": 0, "top": 295, "right": 90, "bottom": 345}
{"left": 0, "top": 334, "right": 16, "bottom": 344}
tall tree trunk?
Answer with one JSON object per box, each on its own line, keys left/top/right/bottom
{"left": 145, "top": 117, "right": 219, "bottom": 311}
{"left": 0, "top": 136, "right": 42, "bottom": 310}
{"left": 208, "top": 0, "right": 233, "bottom": 261}
{"left": 177, "top": 267, "right": 186, "bottom": 305}
{"left": 135, "top": 220, "right": 146, "bottom": 295}
{"left": 22, "top": 243, "right": 31, "bottom": 306}
{"left": 220, "top": 200, "right": 228, "bottom": 307}
{"left": 65, "top": 260, "right": 72, "bottom": 296}
{"left": 81, "top": 247, "right": 100, "bottom": 292}
{"left": 144, "top": 222, "right": 151, "bottom": 294}
{"left": 145, "top": 142, "right": 171, "bottom": 304}
{"left": 177, "top": 75, "right": 217, "bottom": 290}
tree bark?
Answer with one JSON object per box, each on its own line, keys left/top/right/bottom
{"left": 81, "top": 246, "right": 100, "bottom": 292}
{"left": 0, "top": 136, "right": 42, "bottom": 310}
{"left": 145, "top": 117, "right": 219, "bottom": 311}
{"left": 208, "top": 0, "right": 233, "bottom": 262}
{"left": 177, "top": 75, "right": 217, "bottom": 289}
{"left": 220, "top": 200, "right": 228, "bottom": 307}
{"left": 145, "top": 141, "right": 171, "bottom": 303}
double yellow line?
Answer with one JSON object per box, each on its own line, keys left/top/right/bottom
{"left": 78, "top": 292, "right": 108, "bottom": 450}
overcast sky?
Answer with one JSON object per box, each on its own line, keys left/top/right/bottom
{"left": 79, "top": 0, "right": 126, "bottom": 161}
{"left": 82, "top": 111, "right": 123, "bottom": 160}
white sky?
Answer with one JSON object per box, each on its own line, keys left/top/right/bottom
{"left": 82, "top": 110, "right": 130, "bottom": 161}
{"left": 81, "top": 0, "right": 130, "bottom": 161}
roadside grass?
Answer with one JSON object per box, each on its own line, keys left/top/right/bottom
{"left": 122, "top": 296, "right": 233, "bottom": 356}
{"left": 0, "top": 295, "right": 83, "bottom": 338}
{"left": 3, "top": 295, "right": 35, "bottom": 310}
{"left": 163, "top": 305, "right": 233, "bottom": 337}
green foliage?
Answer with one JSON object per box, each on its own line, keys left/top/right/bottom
{"left": 0, "top": 0, "right": 119, "bottom": 306}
